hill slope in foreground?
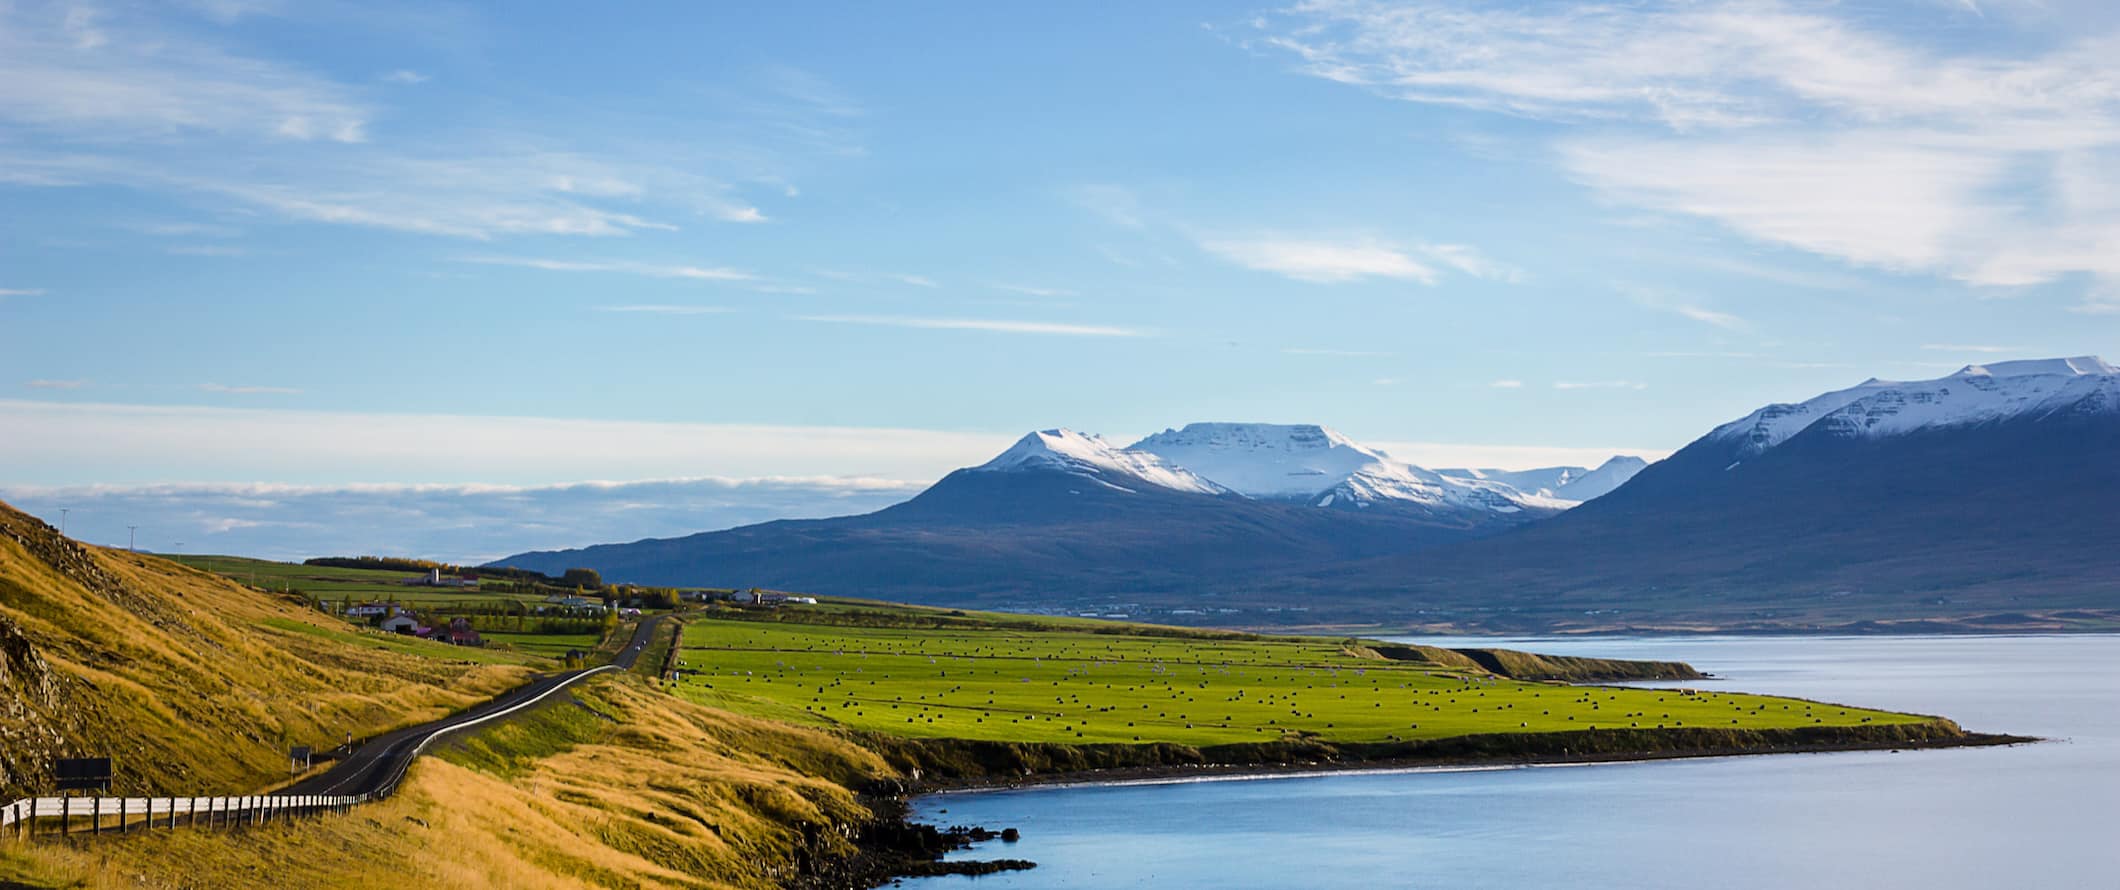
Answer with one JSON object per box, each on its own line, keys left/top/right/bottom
{"left": 1, "top": 505, "right": 2000, "bottom": 888}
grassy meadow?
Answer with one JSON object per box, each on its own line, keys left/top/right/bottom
{"left": 673, "top": 606, "right": 1926, "bottom": 747}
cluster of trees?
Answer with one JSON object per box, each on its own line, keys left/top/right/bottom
{"left": 305, "top": 555, "right": 463, "bottom": 573}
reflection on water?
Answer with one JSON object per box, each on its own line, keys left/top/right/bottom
{"left": 903, "top": 634, "right": 2120, "bottom": 889}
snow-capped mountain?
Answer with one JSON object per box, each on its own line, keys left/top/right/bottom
{"left": 1436, "top": 456, "right": 1648, "bottom": 503}
{"left": 496, "top": 422, "right": 1609, "bottom": 605}
{"left": 1708, "top": 356, "right": 2120, "bottom": 459}
{"left": 1126, "top": 423, "right": 1572, "bottom": 515}
{"left": 975, "top": 429, "right": 1229, "bottom": 495}
{"left": 1314, "top": 356, "right": 2120, "bottom": 631}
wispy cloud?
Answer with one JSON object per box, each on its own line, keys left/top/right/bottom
{"left": 1621, "top": 284, "right": 1751, "bottom": 330}
{"left": 994, "top": 283, "right": 1078, "bottom": 299}
{"left": 2071, "top": 296, "right": 2120, "bottom": 315}
{"left": 0, "top": 399, "right": 1015, "bottom": 487}
{"left": 1373, "top": 440, "right": 1670, "bottom": 471}
{"left": 0, "top": 7, "right": 842, "bottom": 242}
{"left": 1554, "top": 380, "right": 1648, "bottom": 391}
{"left": 893, "top": 274, "right": 939, "bottom": 288}
{"left": 595, "top": 304, "right": 732, "bottom": 315}
{"left": 1257, "top": 1, "right": 2120, "bottom": 294}
{"left": 1065, "top": 184, "right": 1149, "bottom": 228}
{"left": 795, "top": 314, "right": 1150, "bottom": 338}
{"left": 380, "top": 69, "right": 428, "bottom": 85}
{"left": 1199, "top": 235, "right": 1522, "bottom": 285}
{"left": 0, "top": 288, "right": 47, "bottom": 297}
{"left": 166, "top": 244, "right": 248, "bottom": 257}
{"left": 0, "top": 3, "right": 370, "bottom": 143}
{"left": 0, "top": 476, "right": 924, "bottom": 563}
{"left": 1921, "top": 343, "right": 2026, "bottom": 354}
{"left": 1488, "top": 379, "right": 1524, "bottom": 389}
{"left": 199, "top": 382, "right": 301, "bottom": 395}
{"left": 1283, "top": 347, "right": 1394, "bottom": 357}
{"left": 1673, "top": 304, "right": 1750, "bottom": 330}
{"left": 461, "top": 255, "right": 753, "bottom": 281}
{"left": 24, "top": 379, "right": 87, "bottom": 390}
{"left": 1199, "top": 236, "right": 1436, "bottom": 284}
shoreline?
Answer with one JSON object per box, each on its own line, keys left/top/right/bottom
{"left": 836, "top": 723, "right": 2033, "bottom": 885}
{"left": 907, "top": 729, "right": 2035, "bottom": 796}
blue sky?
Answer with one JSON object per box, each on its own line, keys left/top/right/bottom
{"left": 3, "top": 0, "right": 2117, "bottom": 559}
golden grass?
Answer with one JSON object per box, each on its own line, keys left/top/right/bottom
{"left": 3, "top": 677, "right": 893, "bottom": 890}
{"left": 0, "top": 505, "right": 531, "bottom": 798}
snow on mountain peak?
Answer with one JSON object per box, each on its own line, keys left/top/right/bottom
{"left": 1955, "top": 356, "right": 2116, "bottom": 379}
{"left": 1711, "top": 356, "right": 2120, "bottom": 455}
{"left": 1128, "top": 422, "right": 1399, "bottom": 499}
{"left": 976, "top": 429, "right": 1227, "bottom": 494}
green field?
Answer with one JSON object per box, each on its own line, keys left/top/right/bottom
{"left": 172, "top": 554, "right": 632, "bottom": 666}
{"left": 164, "top": 554, "right": 566, "bottom": 608}
{"left": 673, "top": 607, "right": 1925, "bottom": 746}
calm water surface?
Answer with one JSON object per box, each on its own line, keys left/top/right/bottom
{"left": 903, "top": 634, "right": 2119, "bottom": 889}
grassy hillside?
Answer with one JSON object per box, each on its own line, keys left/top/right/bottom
{"left": 0, "top": 502, "right": 534, "bottom": 799}
{"left": 3, "top": 676, "right": 897, "bottom": 890}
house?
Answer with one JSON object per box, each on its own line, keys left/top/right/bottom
{"left": 438, "top": 617, "right": 482, "bottom": 647}
{"left": 379, "top": 613, "right": 421, "bottom": 634}
{"left": 345, "top": 602, "right": 397, "bottom": 619}
{"left": 403, "top": 569, "right": 481, "bottom": 588}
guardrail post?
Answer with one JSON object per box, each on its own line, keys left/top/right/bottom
{"left": 91, "top": 796, "right": 100, "bottom": 835}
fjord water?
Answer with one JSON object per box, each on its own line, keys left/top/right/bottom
{"left": 903, "top": 634, "right": 2120, "bottom": 889}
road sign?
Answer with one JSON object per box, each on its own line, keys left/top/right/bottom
{"left": 290, "top": 746, "right": 312, "bottom": 772}
{"left": 54, "top": 757, "right": 111, "bottom": 792}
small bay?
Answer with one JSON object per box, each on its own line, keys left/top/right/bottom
{"left": 904, "top": 634, "right": 2120, "bottom": 888}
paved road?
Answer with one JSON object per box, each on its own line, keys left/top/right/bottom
{"left": 277, "top": 615, "right": 667, "bottom": 799}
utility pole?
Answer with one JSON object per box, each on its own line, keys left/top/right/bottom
{"left": 127, "top": 526, "right": 138, "bottom": 552}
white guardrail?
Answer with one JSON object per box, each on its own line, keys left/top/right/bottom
{"left": 1, "top": 663, "right": 622, "bottom": 840}
{"left": 1, "top": 793, "right": 364, "bottom": 836}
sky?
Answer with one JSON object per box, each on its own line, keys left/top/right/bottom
{"left": 3, "top": 0, "right": 2117, "bottom": 560}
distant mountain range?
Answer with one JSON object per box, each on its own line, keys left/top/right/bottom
{"left": 497, "top": 358, "right": 2120, "bottom": 632}
{"left": 495, "top": 423, "right": 1640, "bottom": 602}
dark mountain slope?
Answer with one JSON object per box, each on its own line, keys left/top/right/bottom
{"left": 497, "top": 464, "right": 1514, "bottom": 603}
{"left": 1292, "top": 406, "right": 2120, "bottom": 629}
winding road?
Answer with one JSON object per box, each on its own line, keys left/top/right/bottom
{"left": 277, "top": 615, "right": 668, "bottom": 799}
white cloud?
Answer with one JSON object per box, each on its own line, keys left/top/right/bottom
{"left": 1, "top": 476, "right": 923, "bottom": 563}
{"left": 1259, "top": 0, "right": 2120, "bottom": 293}
{"left": 1921, "top": 343, "right": 2026, "bottom": 353}
{"left": 0, "top": 3, "right": 370, "bottom": 143}
{"left": 1283, "top": 348, "right": 1394, "bottom": 357}
{"left": 1488, "top": 379, "right": 1523, "bottom": 389}
{"left": 0, "top": 288, "right": 46, "bottom": 297}
{"left": 1374, "top": 440, "right": 1668, "bottom": 471}
{"left": 380, "top": 69, "right": 428, "bottom": 85}
{"left": 1419, "top": 243, "right": 1526, "bottom": 283}
{"left": 795, "top": 314, "right": 1151, "bottom": 338}
{"left": 1066, "top": 184, "right": 1150, "bottom": 228}
{"left": 166, "top": 244, "right": 247, "bottom": 257}
{"left": 893, "top": 274, "right": 939, "bottom": 288}
{"left": 0, "top": 9, "right": 835, "bottom": 242}
{"left": 1554, "top": 380, "right": 1648, "bottom": 391}
{"left": 199, "top": 383, "right": 301, "bottom": 395}
{"left": 595, "top": 304, "right": 732, "bottom": 315}
{"left": 2071, "top": 296, "right": 2120, "bottom": 315}
{"left": 1672, "top": 304, "right": 1750, "bottom": 330}
{"left": 994, "top": 283, "right": 1078, "bottom": 298}
{"left": 461, "top": 255, "right": 753, "bottom": 281}
{"left": 0, "top": 399, "right": 1017, "bottom": 487}
{"left": 24, "top": 379, "right": 87, "bottom": 389}
{"left": 1199, "top": 236, "right": 1436, "bottom": 284}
